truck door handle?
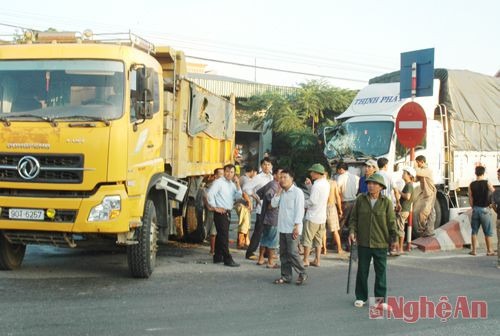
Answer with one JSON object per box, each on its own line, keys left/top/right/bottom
{"left": 147, "top": 144, "right": 154, "bottom": 148}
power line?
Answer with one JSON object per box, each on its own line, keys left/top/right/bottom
{"left": 0, "top": 22, "right": 39, "bottom": 32}
{"left": 0, "top": 9, "right": 397, "bottom": 71}
{"left": 185, "top": 55, "right": 367, "bottom": 83}
{"left": 0, "top": 18, "right": 368, "bottom": 84}
{"left": 144, "top": 33, "right": 392, "bottom": 75}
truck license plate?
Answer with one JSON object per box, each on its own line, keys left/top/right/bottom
{"left": 8, "top": 209, "right": 45, "bottom": 221}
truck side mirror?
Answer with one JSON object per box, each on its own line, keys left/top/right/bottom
{"left": 132, "top": 65, "right": 154, "bottom": 120}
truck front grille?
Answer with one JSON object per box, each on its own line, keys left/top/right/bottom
{"left": 0, "top": 153, "right": 84, "bottom": 184}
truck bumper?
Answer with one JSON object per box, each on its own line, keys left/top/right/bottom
{"left": 0, "top": 185, "right": 136, "bottom": 234}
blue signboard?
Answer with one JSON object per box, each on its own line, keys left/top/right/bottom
{"left": 400, "top": 48, "right": 435, "bottom": 98}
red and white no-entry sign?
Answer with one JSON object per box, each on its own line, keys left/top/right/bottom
{"left": 395, "top": 102, "right": 427, "bottom": 148}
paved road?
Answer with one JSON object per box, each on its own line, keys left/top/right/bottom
{"left": 0, "top": 240, "right": 499, "bottom": 336}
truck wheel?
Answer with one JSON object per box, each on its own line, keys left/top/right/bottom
{"left": 127, "top": 199, "right": 159, "bottom": 278}
{"left": 183, "top": 198, "right": 206, "bottom": 243}
{"left": 0, "top": 234, "right": 26, "bottom": 270}
{"left": 432, "top": 199, "right": 442, "bottom": 230}
{"left": 437, "top": 194, "right": 449, "bottom": 226}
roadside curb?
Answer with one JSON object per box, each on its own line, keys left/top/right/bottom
{"left": 412, "top": 210, "right": 472, "bottom": 252}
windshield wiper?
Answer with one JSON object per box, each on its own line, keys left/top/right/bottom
{"left": 3, "top": 114, "right": 58, "bottom": 127}
{"left": 53, "top": 115, "right": 110, "bottom": 126}
{"left": 352, "top": 150, "right": 371, "bottom": 160}
{"left": 0, "top": 116, "right": 11, "bottom": 126}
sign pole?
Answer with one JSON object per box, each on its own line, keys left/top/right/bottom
{"left": 406, "top": 63, "right": 417, "bottom": 252}
{"left": 411, "top": 62, "right": 417, "bottom": 98}
{"left": 407, "top": 203, "right": 413, "bottom": 251}
{"left": 400, "top": 49, "right": 434, "bottom": 251}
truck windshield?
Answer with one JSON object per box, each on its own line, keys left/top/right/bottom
{"left": 0, "top": 60, "right": 124, "bottom": 121}
{"left": 324, "top": 121, "right": 394, "bottom": 159}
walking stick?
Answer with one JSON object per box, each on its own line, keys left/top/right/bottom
{"left": 347, "top": 242, "right": 357, "bottom": 294}
{"left": 407, "top": 203, "right": 413, "bottom": 252}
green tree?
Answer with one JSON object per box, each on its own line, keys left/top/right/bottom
{"left": 242, "top": 91, "right": 304, "bottom": 133}
{"left": 296, "top": 83, "right": 322, "bottom": 132}
{"left": 242, "top": 80, "right": 357, "bottom": 182}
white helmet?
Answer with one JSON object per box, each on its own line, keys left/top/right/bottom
{"left": 403, "top": 166, "right": 416, "bottom": 178}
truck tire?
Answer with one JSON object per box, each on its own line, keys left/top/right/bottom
{"left": 183, "top": 198, "right": 206, "bottom": 243}
{"left": 437, "top": 194, "right": 450, "bottom": 226}
{"left": 0, "top": 234, "right": 26, "bottom": 270}
{"left": 127, "top": 199, "right": 159, "bottom": 278}
{"left": 432, "top": 200, "right": 441, "bottom": 230}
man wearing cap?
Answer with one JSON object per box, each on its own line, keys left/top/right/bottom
{"left": 358, "top": 159, "right": 378, "bottom": 194}
{"left": 395, "top": 167, "right": 416, "bottom": 254}
{"left": 302, "top": 164, "right": 330, "bottom": 267}
{"left": 349, "top": 173, "right": 397, "bottom": 309}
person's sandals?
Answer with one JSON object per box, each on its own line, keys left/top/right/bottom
{"left": 469, "top": 251, "right": 477, "bottom": 256}
{"left": 256, "top": 261, "right": 265, "bottom": 266}
{"left": 296, "top": 274, "right": 308, "bottom": 285}
{"left": 266, "top": 264, "right": 280, "bottom": 269}
{"left": 309, "top": 261, "right": 320, "bottom": 267}
{"left": 486, "top": 252, "right": 498, "bottom": 256}
{"left": 274, "top": 277, "right": 290, "bottom": 284}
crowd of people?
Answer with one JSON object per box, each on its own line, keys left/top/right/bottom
{"left": 201, "top": 156, "right": 500, "bottom": 307}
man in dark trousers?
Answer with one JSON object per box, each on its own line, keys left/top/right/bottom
{"left": 207, "top": 164, "right": 242, "bottom": 267}
{"left": 245, "top": 158, "right": 273, "bottom": 260}
{"left": 349, "top": 173, "right": 397, "bottom": 310}
{"left": 271, "top": 169, "right": 307, "bottom": 285}
{"left": 468, "top": 165, "right": 496, "bottom": 256}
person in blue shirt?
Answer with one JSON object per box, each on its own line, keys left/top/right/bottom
{"left": 358, "top": 159, "right": 378, "bottom": 194}
{"left": 207, "top": 164, "right": 242, "bottom": 267}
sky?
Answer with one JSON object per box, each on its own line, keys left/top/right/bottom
{"left": 0, "top": 0, "right": 498, "bottom": 89}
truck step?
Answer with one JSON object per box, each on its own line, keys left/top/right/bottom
{"left": 2, "top": 230, "right": 76, "bottom": 248}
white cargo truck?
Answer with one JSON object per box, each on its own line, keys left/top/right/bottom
{"left": 323, "top": 69, "right": 499, "bottom": 230}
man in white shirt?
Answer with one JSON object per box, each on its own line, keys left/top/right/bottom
{"left": 336, "top": 162, "right": 360, "bottom": 233}
{"left": 271, "top": 169, "right": 307, "bottom": 285}
{"left": 377, "top": 158, "right": 401, "bottom": 210}
{"left": 244, "top": 158, "right": 273, "bottom": 260}
{"left": 302, "top": 164, "right": 330, "bottom": 267}
{"left": 207, "top": 164, "right": 243, "bottom": 267}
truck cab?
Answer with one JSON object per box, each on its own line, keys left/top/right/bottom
{"left": 324, "top": 69, "right": 500, "bottom": 232}
{"left": 323, "top": 80, "right": 448, "bottom": 230}
{"left": 0, "top": 30, "right": 234, "bottom": 277}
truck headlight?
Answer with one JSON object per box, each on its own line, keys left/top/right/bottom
{"left": 88, "top": 196, "right": 121, "bottom": 222}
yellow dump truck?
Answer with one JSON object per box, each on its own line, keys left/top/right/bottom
{"left": 0, "top": 30, "right": 235, "bottom": 277}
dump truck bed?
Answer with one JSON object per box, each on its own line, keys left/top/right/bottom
{"left": 154, "top": 47, "right": 235, "bottom": 178}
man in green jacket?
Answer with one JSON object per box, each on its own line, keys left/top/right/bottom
{"left": 349, "top": 173, "right": 397, "bottom": 309}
